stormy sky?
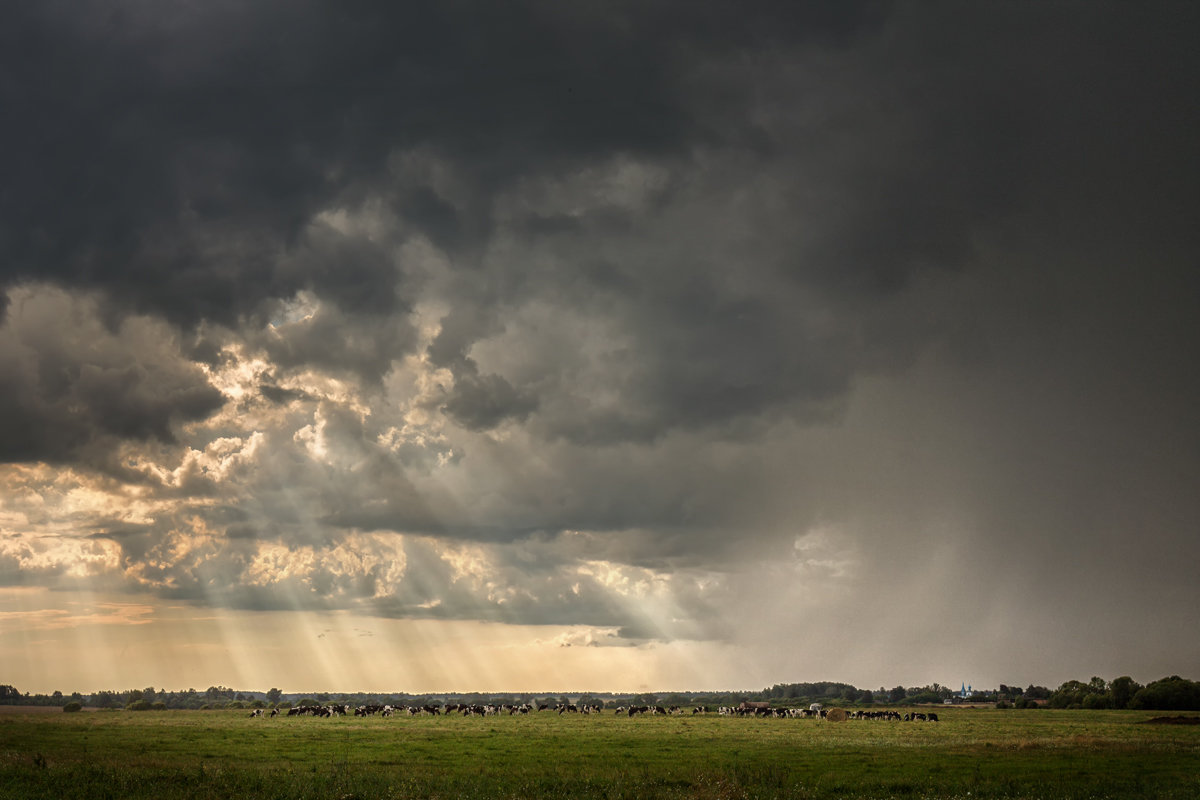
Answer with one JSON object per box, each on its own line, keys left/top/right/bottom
{"left": 2, "top": 1, "right": 1197, "bottom": 694}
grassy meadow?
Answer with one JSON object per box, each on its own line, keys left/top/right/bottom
{"left": 1, "top": 706, "right": 1197, "bottom": 799}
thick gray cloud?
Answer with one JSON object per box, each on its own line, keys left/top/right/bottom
{"left": 3, "top": 1, "right": 873, "bottom": 323}
{"left": 0, "top": 287, "right": 224, "bottom": 467}
{"left": 1, "top": 1, "right": 1198, "bottom": 682}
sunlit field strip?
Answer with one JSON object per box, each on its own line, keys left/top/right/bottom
{"left": 1, "top": 708, "right": 1198, "bottom": 799}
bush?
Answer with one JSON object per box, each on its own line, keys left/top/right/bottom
{"left": 62, "top": 702, "right": 82, "bottom": 713}
{"left": 127, "top": 700, "right": 153, "bottom": 711}
{"left": 152, "top": 702, "right": 167, "bottom": 711}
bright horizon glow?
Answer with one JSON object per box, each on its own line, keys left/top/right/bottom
{"left": 3, "top": 581, "right": 1190, "bottom": 697}
{"left": 0, "top": 587, "right": 741, "bottom": 695}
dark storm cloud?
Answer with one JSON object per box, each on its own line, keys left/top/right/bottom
{"left": 8, "top": 1, "right": 1193, "bottom": 439}
{"left": 4, "top": 1, "right": 1194, "bottom": 309}
{"left": 440, "top": 371, "right": 539, "bottom": 432}
{"left": 0, "top": 0, "right": 887, "bottom": 468}
{"left": 0, "top": 288, "right": 224, "bottom": 466}
{"left": 257, "top": 302, "right": 417, "bottom": 385}
{"left": 275, "top": 222, "right": 407, "bottom": 318}
{"left": 1, "top": 0, "right": 878, "bottom": 326}
{"left": 259, "top": 383, "right": 310, "bottom": 406}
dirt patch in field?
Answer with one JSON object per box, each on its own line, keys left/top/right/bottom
{"left": 1140, "top": 715, "right": 1200, "bottom": 725}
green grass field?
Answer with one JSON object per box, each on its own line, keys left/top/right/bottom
{"left": 1, "top": 707, "right": 1197, "bottom": 799}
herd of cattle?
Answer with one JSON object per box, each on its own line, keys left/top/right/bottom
{"left": 717, "top": 707, "right": 938, "bottom": 721}
{"left": 250, "top": 704, "right": 939, "bottom": 721}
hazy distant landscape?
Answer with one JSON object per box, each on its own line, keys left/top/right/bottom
{"left": 5, "top": 676, "right": 1200, "bottom": 714}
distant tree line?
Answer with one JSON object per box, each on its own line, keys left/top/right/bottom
{"left": 759, "top": 681, "right": 1050, "bottom": 708}
{"left": 1044, "top": 676, "right": 1200, "bottom": 710}
{"left": 1, "top": 676, "right": 1197, "bottom": 711}
{"left": 0, "top": 685, "right": 282, "bottom": 711}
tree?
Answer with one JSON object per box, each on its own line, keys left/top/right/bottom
{"left": 1129, "top": 676, "right": 1200, "bottom": 711}
{"left": 907, "top": 690, "right": 942, "bottom": 705}
{"left": 888, "top": 686, "right": 907, "bottom": 704}
{"left": 1109, "top": 676, "right": 1141, "bottom": 709}
{"left": 92, "top": 691, "right": 118, "bottom": 708}
{"left": 266, "top": 688, "right": 283, "bottom": 705}
{"left": 1048, "top": 680, "right": 1094, "bottom": 708}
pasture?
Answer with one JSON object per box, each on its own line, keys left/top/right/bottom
{"left": 1, "top": 706, "right": 1197, "bottom": 799}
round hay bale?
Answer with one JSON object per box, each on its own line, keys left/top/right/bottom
{"left": 825, "top": 707, "right": 847, "bottom": 722}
